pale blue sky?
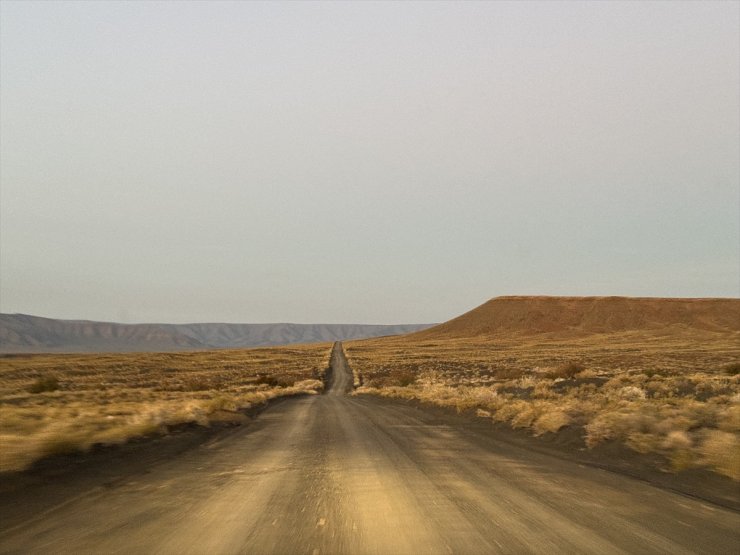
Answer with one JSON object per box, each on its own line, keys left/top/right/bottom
{"left": 1, "top": 1, "right": 738, "bottom": 324}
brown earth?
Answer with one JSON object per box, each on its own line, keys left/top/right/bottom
{"left": 414, "top": 296, "right": 740, "bottom": 338}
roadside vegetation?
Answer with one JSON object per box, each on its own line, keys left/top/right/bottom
{"left": 0, "top": 345, "right": 331, "bottom": 472}
{"left": 345, "top": 331, "right": 740, "bottom": 480}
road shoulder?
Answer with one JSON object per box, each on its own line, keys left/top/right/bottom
{"left": 350, "top": 393, "right": 740, "bottom": 512}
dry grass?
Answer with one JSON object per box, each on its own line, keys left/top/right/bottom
{"left": 345, "top": 330, "right": 740, "bottom": 479}
{"left": 0, "top": 344, "right": 331, "bottom": 472}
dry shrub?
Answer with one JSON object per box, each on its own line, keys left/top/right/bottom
{"left": 662, "top": 430, "right": 692, "bottom": 450}
{"left": 533, "top": 381, "right": 555, "bottom": 399}
{"left": 642, "top": 368, "right": 673, "bottom": 379}
{"left": 472, "top": 387, "right": 499, "bottom": 405}
{"left": 616, "top": 386, "right": 646, "bottom": 401}
{"left": 293, "top": 379, "right": 324, "bottom": 393}
{"left": 547, "top": 363, "right": 585, "bottom": 379}
{"left": 28, "top": 376, "right": 60, "bottom": 393}
{"left": 254, "top": 375, "right": 281, "bottom": 387}
{"left": 654, "top": 415, "right": 694, "bottom": 435}
{"left": 511, "top": 403, "right": 537, "bottom": 428}
{"left": 585, "top": 410, "right": 644, "bottom": 448}
{"left": 453, "top": 386, "right": 498, "bottom": 410}
{"left": 722, "top": 362, "right": 740, "bottom": 376}
{"left": 491, "top": 400, "right": 528, "bottom": 424}
{"left": 510, "top": 404, "right": 538, "bottom": 429}
{"left": 394, "top": 371, "right": 417, "bottom": 387}
{"left": 698, "top": 430, "right": 740, "bottom": 480}
{"left": 515, "top": 376, "right": 537, "bottom": 389}
{"left": 496, "top": 367, "right": 525, "bottom": 380}
{"left": 681, "top": 400, "right": 724, "bottom": 429}
{"left": 533, "top": 409, "right": 571, "bottom": 435}
{"left": 625, "top": 432, "right": 662, "bottom": 454}
{"left": 668, "top": 450, "right": 696, "bottom": 472}
{"left": 207, "top": 396, "right": 239, "bottom": 412}
{"left": 662, "top": 431, "right": 695, "bottom": 471}
{"left": 718, "top": 403, "right": 740, "bottom": 433}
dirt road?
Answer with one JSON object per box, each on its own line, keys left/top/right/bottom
{"left": 1, "top": 343, "right": 738, "bottom": 554}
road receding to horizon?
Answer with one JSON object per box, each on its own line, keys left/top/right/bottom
{"left": 1, "top": 343, "right": 738, "bottom": 554}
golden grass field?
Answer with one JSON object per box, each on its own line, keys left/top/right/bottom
{"left": 345, "top": 297, "right": 740, "bottom": 480}
{"left": 0, "top": 344, "right": 332, "bottom": 472}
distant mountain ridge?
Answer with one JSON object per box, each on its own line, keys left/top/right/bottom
{"left": 0, "top": 314, "right": 433, "bottom": 353}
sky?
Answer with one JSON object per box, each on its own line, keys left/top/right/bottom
{"left": 1, "top": 1, "right": 738, "bottom": 324}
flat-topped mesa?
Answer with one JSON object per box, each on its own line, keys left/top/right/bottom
{"left": 412, "top": 296, "right": 740, "bottom": 339}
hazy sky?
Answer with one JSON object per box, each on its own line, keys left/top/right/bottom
{"left": 1, "top": 1, "right": 738, "bottom": 324}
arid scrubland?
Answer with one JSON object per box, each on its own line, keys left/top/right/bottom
{"left": 0, "top": 344, "right": 331, "bottom": 472}
{"left": 346, "top": 297, "right": 740, "bottom": 480}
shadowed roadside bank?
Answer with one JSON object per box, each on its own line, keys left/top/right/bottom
{"left": 351, "top": 393, "right": 740, "bottom": 512}
{"left": 0, "top": 344, "right": 332, "bottom": 473}
{"left": 0, "top": 342, "right": 347, "bottom": 502}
